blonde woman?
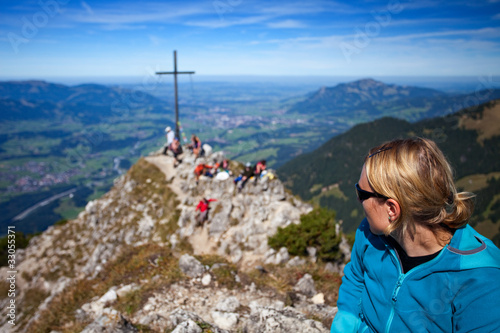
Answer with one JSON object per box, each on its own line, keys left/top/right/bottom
{"left": 331, "top": 137, "right": 500, "bottom": 332}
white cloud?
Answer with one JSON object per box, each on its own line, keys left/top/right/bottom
{"left": 67, "top": 3, "right": 211, "bottom": 25}
{"left": 374, "top": 27, "right": 500, "bottom": 42}
{"left": 148, "top": 34, "right": 164, "bottom": 46}
{"left": 257, "top": 1, "right": 359, "bottom": 16}
{"left": 99, "top": 24, "right": 148, "bottom": 31}
{"left": 251, "top": 35, "right": 344, "bottom": 49}
{"left": 81, "top": 1, "right": 94, "bottom": 15}
{"left": 185, "top": 15, "right": 271, "bottom": 29}
{"left": 267, "top": 19, "right": 306, "bottom": 29}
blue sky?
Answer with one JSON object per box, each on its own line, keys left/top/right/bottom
{"left": 1, "top": 0, "right": 500, "bottom": 81}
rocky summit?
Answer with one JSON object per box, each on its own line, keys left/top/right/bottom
{"left": 0, "top": 147, "right": 350, "bottom": 332}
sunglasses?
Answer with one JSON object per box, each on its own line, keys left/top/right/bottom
{"left": 355, "top": 183, "right": 388, "bottom": 202}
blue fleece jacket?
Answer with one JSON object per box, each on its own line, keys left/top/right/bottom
{"left": 331, "top": 218, "right": 500, "bottom": 333}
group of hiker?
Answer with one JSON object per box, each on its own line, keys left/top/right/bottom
{"left": 162, "top": 126, "right": 205, "bottom": 167}
{"left": 161, "top": 125, "right": 269, "bottom": 225}
{"left": 192, "top": 158, "right": 268, "bottom": 225}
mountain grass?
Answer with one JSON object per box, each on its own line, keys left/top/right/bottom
{"left": 474, "top": 219, "right": 500, "bottom": 239}
{"left": 27, "top": 243, "right": 183, "bottom": 332}
{"left": 460, "top": 102, "right": 500, "bottom": 143}
{"left": 456, "top": 172, "right": 500, "bottom": 192}
{"left": 310, "top": 184, "right": 348, "bottom": 207}
{"left": 247, "top": 261, "right": 342, "bottom": 306}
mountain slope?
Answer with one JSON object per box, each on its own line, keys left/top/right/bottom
{"left": 288, "top": 78, "right": 500, "bottom": 123}
{"left": 0, "top": 81, "right": 164, "bottom": 105}
{"left": 292, "top": 78, "right": 444, "bottom": 110}
{"left": 0, "top": 149, "right": 348, "bottom": 332}
{"left": 278, "top": 99, "right": 500, "bottom": 244}
{"left": 0, "top": 80, "right": 169, "bottom": 122}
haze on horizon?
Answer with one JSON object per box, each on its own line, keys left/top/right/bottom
{"left": 1, "top": 0, "right": 500, "bottom": 82}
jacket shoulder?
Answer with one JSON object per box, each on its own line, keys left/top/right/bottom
{"left": 448, "top": 225, "right": 500, "bottom": 270}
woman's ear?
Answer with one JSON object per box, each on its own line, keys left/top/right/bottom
{"left": 386, "top": 199, "right": 401, "bottom": 222}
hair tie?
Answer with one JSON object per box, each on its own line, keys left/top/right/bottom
{"left": 447, "top": 193, "right": 454, "bottom": 205}
{"left": 369, "top": 146, "right": 392, "bottom": 158}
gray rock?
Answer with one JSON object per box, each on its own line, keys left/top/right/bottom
{"left": 287, "top": 256, "right": 306, "bottom": 267}
{"left": 171, "top": 320, "right": 203, "bottom": 333}
{"left": 264, "top": 247, "right": 289, "bottom": 265}
{"left": 307, "top": 247, "right": 317, "bottom": 258}
{"left": 216, "top": 296, "right": 240, "bottom": 312}
{"left": 294, "top": 273, "right": 317, "bottom": 298}
{"left": 179, "top": 254, "right": 205, "bottom": 278}
{"left": 211, "top": 311, "right": 239, "bottom": 330}
{"left": 209, "top": 202, "right": 233, "bottom": 236}
{"left": 169, "top": 309, "right": 204, "bottom": 327}
{"left": 169, "top": 309, "right": 230, "bottom": 333}
{"left": 324, "top": 262, "right": 345, "bottom": 276}
{"left": 80, "top": 308, "right": 138, "bottom": 333}
{"left": 277, "top": 247, "right": 290, "bottom": 263}
{"left": 245, "top": 307, "right": 328, "bottom": 333}
{"left": 138, "top": 314, "right": 159, "bottom": 326}
{"left": 339, "top": 236, "right": 352, "bottom": 263}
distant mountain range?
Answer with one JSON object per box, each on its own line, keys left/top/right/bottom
{"left": 0, "top": 80, "right": 165, "bottom": 105}
{"left": 288, "top": 78, "right": 500, "bottom": 123}
{"left": 0, "top": 80, "right": 170, "bottom": 122}
{"left": 279, "top": 98, "right": 500, "bottom": 245}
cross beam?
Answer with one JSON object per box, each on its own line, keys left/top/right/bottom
{"left": 156, "top": 50, "right": 195, "bottom": 140}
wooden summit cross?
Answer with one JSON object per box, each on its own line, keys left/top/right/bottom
{"left": 156, "top": 50, "right": 195, "bottom": 140}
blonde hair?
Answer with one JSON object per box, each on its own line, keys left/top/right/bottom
{"left": 365, "top": 137, "right": 475, "bottom": 241}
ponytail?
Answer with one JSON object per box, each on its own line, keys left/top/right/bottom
{"left": 443, "top": 192, "right": 475, "bottom": 229}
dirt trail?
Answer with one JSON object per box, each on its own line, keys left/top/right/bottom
{"left": 145, "top": 155, "right": 187, "bottom": 200}
{"left": 145, "top": 154, "right": 217, "bottom": 256}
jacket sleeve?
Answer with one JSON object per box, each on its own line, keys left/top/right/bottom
{"left": 330, "top": 219, "right": 369, "bottom": 333}
{"left": 452, "top": 266, "right": 500, "bottom": 332}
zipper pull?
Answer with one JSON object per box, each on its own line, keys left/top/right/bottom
{"left": 392, "top": 276, "right": 403, "bottom": 303}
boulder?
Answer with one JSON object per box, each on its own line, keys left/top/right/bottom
{"left": 171, "top": 320, "right": 202, "bottom": 333}
{"left": 287, "top": 256, "right": 306, "bottom": 267}
{"left": 80, "top": 308, "right": 137, "bottom": 333}
{"left": 215, "top": 296, "right": 240, "bottom": 312}
{"left": 245, "top": 307, "right": 328, "bottom": 333}
{"left": 294, "top": 274, "right": 317, "bottom": 298}
{"left": 81, "top": 288, "right": 118, "bottom": 318}
{"left": 169, "top": 309, "right": 229, "bottom": 333}
{"left": 179, "top": 254, "right": 205, "bottom": 278}
{"left": 211, "top": 311, "right": 239, "bottom": 330}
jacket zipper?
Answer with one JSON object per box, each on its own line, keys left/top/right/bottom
{"left": 384, "top": 240, "right": 404, "bottom": 333}
{"left": 382, "top": 239, "right": 449, "bottom": 333}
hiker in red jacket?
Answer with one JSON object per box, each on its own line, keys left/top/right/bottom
{"left": 195, "top": 198, "right": 217, "bottom": 225}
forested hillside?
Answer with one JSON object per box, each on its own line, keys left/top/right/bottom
{"left": 278, "top": 99, "right": 500, "bottom": 245}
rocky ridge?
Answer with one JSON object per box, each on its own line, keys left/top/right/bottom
{"left": 0, "top": 148, "right": 349, "bottom": 332}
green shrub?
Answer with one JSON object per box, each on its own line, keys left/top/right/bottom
{"left": 268, "top": 207, "right": 341, "bottom": 262}
{"left": 54, "top": 219, "right": 69, "bottom": 226}
{"left": 0, "top": 231, "right": 32, "bottom": 267}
